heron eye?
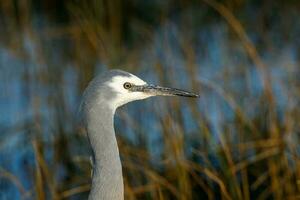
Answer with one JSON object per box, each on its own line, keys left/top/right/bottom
{"left": 123, "top": 82, "right": 132, "bottom": 89}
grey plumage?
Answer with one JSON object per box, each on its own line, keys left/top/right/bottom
{"left": 81, "top": 70, "right": 128, "bottom": 200}
{"left": 81, "top": 69, "right": 198, "bottom": 200}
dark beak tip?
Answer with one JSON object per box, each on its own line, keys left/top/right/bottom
{"left": 183, "top": 91, "right": 199, "bottom": 98}
{"left": 191, "top": 94, "right": 200, "bottom": 98}
{"left": 176, "top": 92, "right": 199, "bottom": 98}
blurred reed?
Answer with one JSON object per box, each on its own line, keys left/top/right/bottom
{"left": 0, "top": 0, "right": 299, "bottom": 200}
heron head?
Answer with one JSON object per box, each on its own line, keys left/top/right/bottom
{"left": 106, "top": 70, "right": 199, "bottom": 108}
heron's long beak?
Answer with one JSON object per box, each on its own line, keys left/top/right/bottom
{"left": 132, "top": 84, "right": 199, "bottom": 98}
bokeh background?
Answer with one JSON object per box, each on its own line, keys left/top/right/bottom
{"left": 1, "top": 0, "right": 300, "bottom": 199}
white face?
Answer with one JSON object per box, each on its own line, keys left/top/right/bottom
{"left": 107, "top": 74, "right": 153, "bottom": 108}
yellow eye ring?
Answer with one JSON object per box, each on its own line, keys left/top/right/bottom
{"left": 123, "top": 82, "right": 132, "bottom": 89}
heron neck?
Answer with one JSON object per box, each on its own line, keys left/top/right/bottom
{"left": 86, "top": 105, "right": 124, "bottom": 200}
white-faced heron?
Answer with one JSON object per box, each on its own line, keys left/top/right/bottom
{"left": 80, "top": 69, "right": 199, "bottom": 200}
